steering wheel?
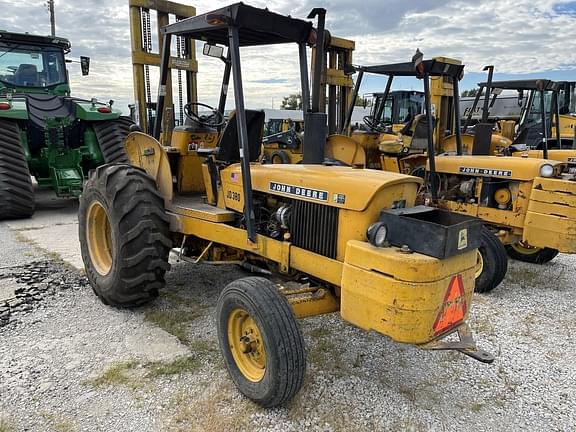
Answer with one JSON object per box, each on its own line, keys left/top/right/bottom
{"left": 363, "top": 115, "right": 386, "bottom": 132}
{"left": 183, "top": 102, "right": 225, "bottom": 128}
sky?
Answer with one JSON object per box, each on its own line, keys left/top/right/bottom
{"left": 0, "top": 0, "right": 575, "bottom": 115}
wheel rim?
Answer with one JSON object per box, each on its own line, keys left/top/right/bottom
{"left": 86, "top": 201, "right": 113, "bottom": 276}
{"left": 511, "top": 242, "right": 542, "bottom": 256}
{"left": 271, "top": 154, "right": 283, "bottom": 164}
{"left": 227, "top": 308, "right": 266, "bottom": 382}
{"left": 475, "top": 250, "right": 484, "bottom": 279}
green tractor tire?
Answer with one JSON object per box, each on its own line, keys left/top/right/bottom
{"left": 93, "top": 116, "right": 135, "bottom": 164}
{"left": 0, "top": 119, "right": 35, "bottom": 220}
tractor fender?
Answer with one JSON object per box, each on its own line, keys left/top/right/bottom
{"left": 124, "top": 132, "right": 173, "bottom": 202}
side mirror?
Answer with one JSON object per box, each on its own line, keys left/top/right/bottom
{"left": 80, "top": 56, "right": 90, "bottom": 76}
{"left": 491, "top": 88, "right": 503, "bottom": 96}
{"left": 518, "top": 90, "right": 524, "bottom": 106}
{"left": 203, "top": 43, "right": 224, "bottom": 59}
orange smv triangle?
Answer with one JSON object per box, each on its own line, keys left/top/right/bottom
{"left": 433, "top": 274, "right": 467, "bottom": 336}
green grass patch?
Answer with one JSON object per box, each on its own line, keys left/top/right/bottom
{"left": 147, "top": 356, "right": 200, "bottom": 377}
{"left": 0, "top": 417, "right": 15, "bottom": 432}
{"left": 87, "top": 360, "right": 140, "bottom": 388}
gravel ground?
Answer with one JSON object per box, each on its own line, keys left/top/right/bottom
{"left": 0, "top": 222, "right": 575, "bottom": 431}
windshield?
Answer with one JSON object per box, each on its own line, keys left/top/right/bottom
{"left": 0, "top": 42, "right": 66, "bottom": 88}
{"left": 372, "top": 92, "right": 424, "bottom": 125}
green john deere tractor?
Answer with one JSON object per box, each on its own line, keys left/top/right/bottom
{"left": 0, "top": 31, "right": 134, "bottom": 219}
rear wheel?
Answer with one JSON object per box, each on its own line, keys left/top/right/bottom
{"left": 92, "top": 116, "right": 135, "bottom": 164}
{"left": 505, "top": 243, "right": 559, "bottom": 264}
{"left": 216, "top": 277, "right": 306, "bottom": 407}
{"left": 78, "top": 164, "right": 171, "bottom": 306}
{"left": 475, "top": 227, "right": 508, "bottom": 293}
{"left": 0, "top": 119, "right": 34, "bottom": 220}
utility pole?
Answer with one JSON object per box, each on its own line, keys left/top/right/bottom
{"left": 47, "top": 0, "right": 55, "bottom": 36}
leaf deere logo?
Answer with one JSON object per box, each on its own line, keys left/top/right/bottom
{"left": 457, "top": 229, "right": 468, "bottom": 250}
{"left": 269, "top": 182, "right": 328, "bottom": 201}
{"left": 459, "top": 167, "right": 512, "bottom": 177}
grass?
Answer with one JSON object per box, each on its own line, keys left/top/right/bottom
{"left": 143, "top": 294, "right": 206, "bottom": 345}
{"left": 505, "top": 265, "right": 540, "bottom": 287}
{"left": 87, "top": 360, "right": 141, "bottom": 388}
{"left": 39, "top": 413, "right": 76, "bottom": 432}
{"left": 470, "top": 402, "right": 484, "bottom": 413}
{"left": 168, "top": 381, "right": 257, "bottom": 432}
{"left": 87, "top": 354, "right": 207, "bottom": 389}
{"left": 0, "top": 417, "right": 15, "bottom": 432}
{"left": 144, "top": 309, "right": 194, "bottom": 344}
{"left": 147, "top": 356, "right": 201, "bottom": 378}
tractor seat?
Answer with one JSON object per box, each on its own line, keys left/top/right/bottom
{"left": 15, "top": 64, "right": 39, "bottom": 87}
{"left": 216, "top": 110, "right": 265, "bottom": 163}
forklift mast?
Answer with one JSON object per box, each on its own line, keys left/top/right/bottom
{"left": 311, "top": 36, "right": 355, "bottom": 135}
{"left": 129, "top": 0, "right": 198, "bottom": 138}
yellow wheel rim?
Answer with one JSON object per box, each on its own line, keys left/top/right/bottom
{"left": 227, "top": 308, "right": 266, "bottom": 382}
{"left": 475, "top": 250, "right": 484, "bottom": 279}
{"left": 86, "top": 201, "right": 113, "bottom": 276}
{"left": 511, "top": 242, "right": 542, "bottom": 256}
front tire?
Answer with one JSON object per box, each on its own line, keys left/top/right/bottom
{"left": 78, "top": 164, "right": 171, "bottom": 306}
{"left": 216, "top": 277, "right": 306, "bottom": 407}
{"left": 475, "top": 227, "right": 508, "bottom": 293}
{"left": 505, "top": 243, "right": 559, "bottom": 264}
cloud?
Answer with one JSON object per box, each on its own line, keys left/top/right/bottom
{"left": 0, "top": 0, "right": 574, "bottom": 113}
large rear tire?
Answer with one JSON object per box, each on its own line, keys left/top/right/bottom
{"left": 505, "top": 243, "right": 559, "bottom": 264}
{"left": 216, "top": 277, "right": 306, "bottom": 407}
{"left": 92, "top": 116, "right": 135, "bottom": 164}
{"left": 475, "top": 227, "right": 508, "bottom": 293}
{"left": 0, "top": 119, "right": 34, "bottom": 220}
{"left": 78, "top": 164, "right": 171, "bottom": 306}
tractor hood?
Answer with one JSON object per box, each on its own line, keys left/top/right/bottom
{"left": 224, "top": 164, "right": 423, "bottom": 211}
{"left": 431, "top": 155, "right": 563, "bottom": 181}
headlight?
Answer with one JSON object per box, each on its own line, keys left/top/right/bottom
{"left": 367, "top": 222, "right": 388, "bottom": 247}
{"left": 539, "top": 164, "right": 554, "bottom": 178}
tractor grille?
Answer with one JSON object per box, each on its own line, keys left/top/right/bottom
{"left": 291, "top": 200, "right": 338, "bottom": 259}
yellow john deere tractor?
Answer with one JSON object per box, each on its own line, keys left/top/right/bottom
{"left": 344, "top": 55, "right": 576, "bottom": 292}
{"left": 459, "top": 75, "right": 576, "bottom": 169}
{"left": 78, "top": 5, "right": 493, "bottom": 407}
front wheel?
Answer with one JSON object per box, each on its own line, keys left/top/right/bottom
{"left": 475, "top": 227, "right": 508, "bottom": 293}
{"left": 505, "top": 243, "right": 559, "bottom": 264}
{"left": 78, "top": 164, "right": 171, "bottom": 307}
{"left": 216, "top": 277, "right": 306, "bottom": 407}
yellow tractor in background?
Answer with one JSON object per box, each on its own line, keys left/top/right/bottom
{"left": 344, "top": 54, "right": 576, "bottom": 292}
{"left": 261, "top": 117, "right": 304, "bottom": 164}
{"left": 78, "top": 5, "right": 493, "bottom": 407}
{"left": 261, "top": 35, "right": 359, "bottom": 166}
{"left": 458, "top": 74, "right": 576, "bottom": 169}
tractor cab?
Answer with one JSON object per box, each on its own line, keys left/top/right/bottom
{"left": 344, "top": 56, "right": 465, "bottom": 176}
{"left": 461, "top": 76, "right": 576, "bottom": 168}
{"left": 361, "top": 90, "right": 425, "bottom": 134}
{"left": 0, "top": 31, "right": 72, "bottom": 95}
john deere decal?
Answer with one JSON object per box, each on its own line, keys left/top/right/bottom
{"left": 269, "top": 182, "right": 328, "bottom": 201}
{"left": 459, "top": 167, "right": 512, "bottom": 177}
